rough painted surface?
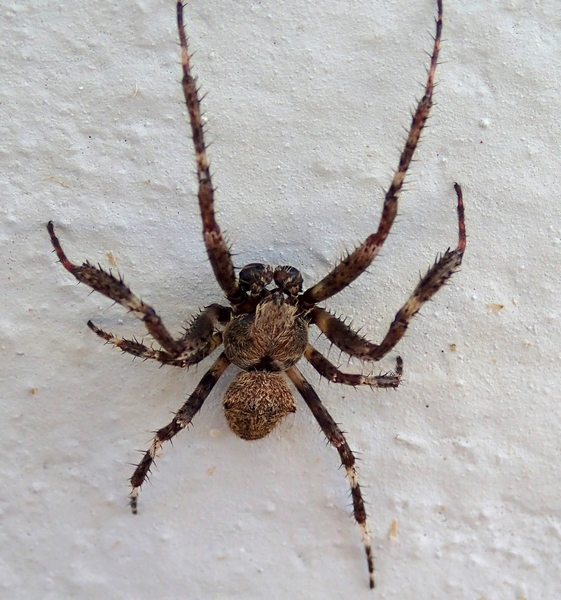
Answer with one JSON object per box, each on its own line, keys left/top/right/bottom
{"left": 2, "top": 0, "right": 561, "bottom": 597}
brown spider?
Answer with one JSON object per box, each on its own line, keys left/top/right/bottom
{"left": 47, "top": 0, "right": 465, "bottom": 589}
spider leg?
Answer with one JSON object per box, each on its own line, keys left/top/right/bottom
{"left": 285, "top": 365, "right": 376, "bottom": 589}
{"left": 47, "top": 221, "right": 184, "bottom": 356}
{"left": 313, "top": 184, "right": 465, "bottom": 362}
{"left": 310, "top": 306, "right": 379, "bottom": 359}
{"left": 304, "top": 345, "right": 402, "bottom": 388}
{"left": 176, "top": 1, "right": 245, "bottom": 307}
{"left": 300, "top": 0, "right": 443, "bottom": 308}
{"left": 181, "top": 303, "right": 231, "bottom": 354}
{"left": 87, "top": 321, "right": 222, "bottom": 367}
{"left": 129, "top": 352, "right": 231, "bottom": 513}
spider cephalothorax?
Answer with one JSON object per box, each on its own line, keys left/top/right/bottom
{"left": 48, "top": 0, "right": 464, "bottom": 588}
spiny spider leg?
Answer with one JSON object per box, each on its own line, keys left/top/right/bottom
{"left": 87, "top": 303, "right": 230, "bottom": 365}
{"left": 87, "top": 321, "right": 223, "bottom": 367}
{"left": 304, "top": 345, "right": 402, "bottom": 388}
{"left": 285, "top": 365, "right": 375, "bottom": 589}
{"left": 312, "top": 184, "right": 465, "bottom": 361}
{"left": 130, "top": 352, "right": 231, "bottom": 513}
{"left": 300, "top": 0, "right": 443, "bottom": 309}
{"left": 47, "top": 221, "right": 184, "bottom": 356}
{"left": 367, "top": 183, "right": 466, "bottom": 360}
{"left": 177, "top": 1, "right": 245, "bottom": 308}
{"left": 310, "top": 306, "right": 377, "bottom": 358}
{"left": 181, "top": 303, "right": 231, "bottom": 353}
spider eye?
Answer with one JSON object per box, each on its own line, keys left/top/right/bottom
{"left": 238, "top": 263, "right": 274, "bottom": 294}
{"left": 274, "top": 265, "right": 303, "bottom": 296}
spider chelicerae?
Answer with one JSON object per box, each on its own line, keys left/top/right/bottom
{"left": 48, "top": 0, "right": 465, "bottom": 589}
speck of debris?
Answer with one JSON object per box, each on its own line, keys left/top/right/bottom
{"left": 485, "top": 303, "right": 504, "bottom": 313}
{"left": 106, "top": 251, "right": 118, "bottom": 267}
{"left": 389, "top": 519, "right": 398, "bottom": 541}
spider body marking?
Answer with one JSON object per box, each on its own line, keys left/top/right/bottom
{"left": 48, "top": 0, "right": 465, "bottom": 589}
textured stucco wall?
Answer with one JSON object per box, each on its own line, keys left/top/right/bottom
{"left": 2, "top": 1, "right": 561, "bottom": 598}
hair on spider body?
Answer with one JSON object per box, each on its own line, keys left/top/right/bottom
{"left": 47, "top": 0, "right": 464, "bottom": 589}
{"left": 223, "top": 289, "right": 308, "bottom": 372}
{"left": 222, "top": 371, "right": 296, "bottom": 440}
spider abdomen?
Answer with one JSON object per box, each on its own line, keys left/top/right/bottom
{"left": 223, "top": 371, "right": 296, "bottom": 440}
{"left": 223, "top": 293, "right": 308, "bottom": 371}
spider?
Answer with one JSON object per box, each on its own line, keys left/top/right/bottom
{"left": 47, "top": 0, "right": 465, "bottom": 589}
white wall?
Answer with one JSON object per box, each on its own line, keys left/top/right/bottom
{"left": 2, "top": 0, "right": 561, "bottom": 598}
